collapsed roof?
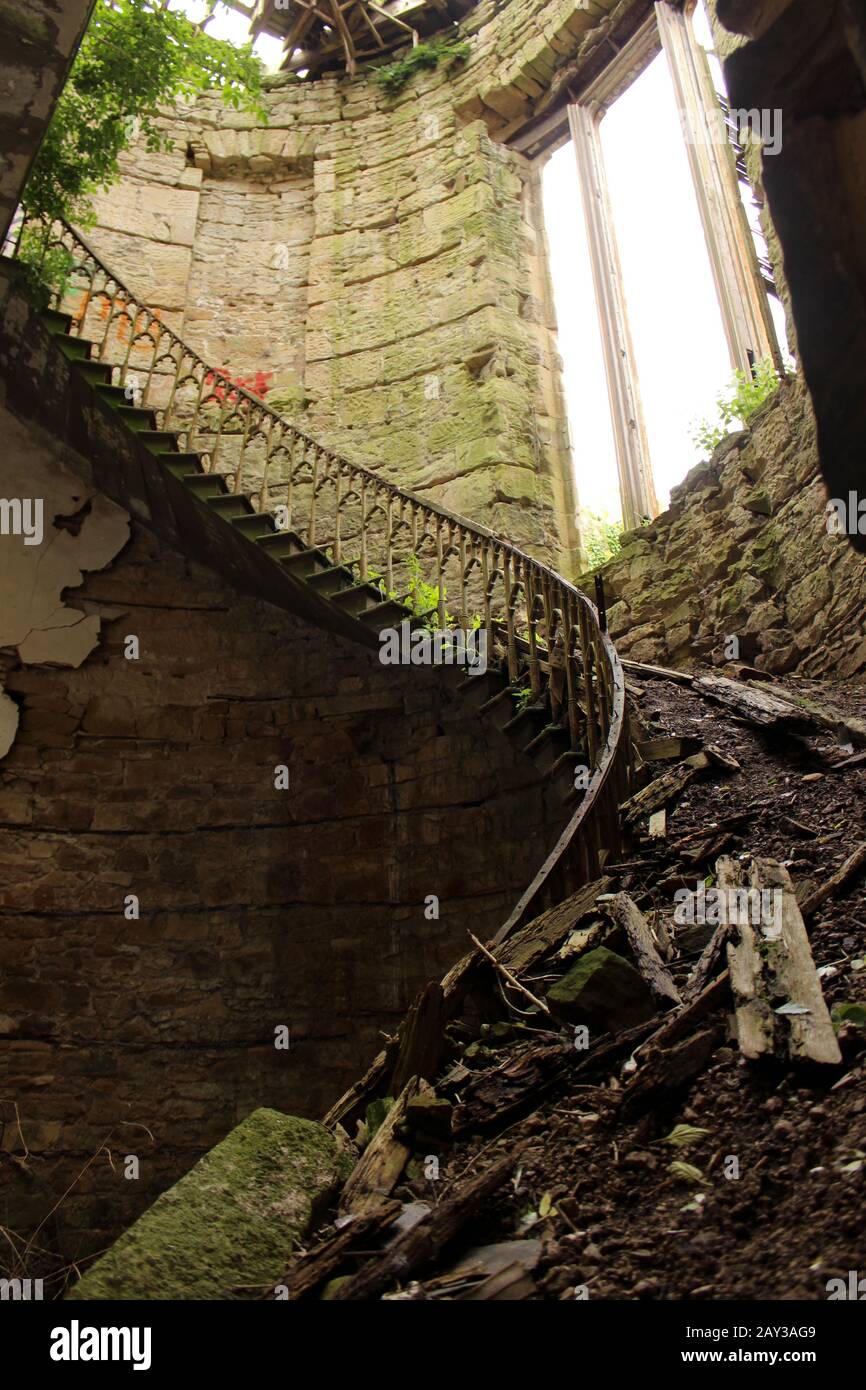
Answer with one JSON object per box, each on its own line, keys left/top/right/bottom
{"left": 251, "top": 0, "right": 478, "bottom": 77}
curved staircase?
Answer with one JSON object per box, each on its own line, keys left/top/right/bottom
{"left": 5, "top": 217, "right": 634, "bottom": 962}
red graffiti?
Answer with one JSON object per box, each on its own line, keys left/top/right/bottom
{"left": 203, "top": 368, "right": 273, "bottom": 405}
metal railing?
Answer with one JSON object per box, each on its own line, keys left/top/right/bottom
{"left": 11, "top": 216, "right": 633, "bottom": 927}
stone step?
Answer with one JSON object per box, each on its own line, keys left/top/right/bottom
{"left": 522, "top": 721, "right": 570, "bottom": 773}
{"left": 231, "top": 511, "right": 276, "bottom": 540}
{"left": 331, "top": 582, "right": 388, "bottom": 619}
{"left": 74, "top": 359, "right": 113, "bottom": 387}
{"left": 256, "top": 529, "right": 309, "bottom": 559}
{"left": 53, "top": 332, "right": 90, "bottom": 361}
{"left": 42, "top": 308, "right": 73, "bottom": 335}
{"left": 205, "top": 493, "right": 252, "bottom": 521}
{"left": 159, "top": 453, "right": 205, "bottom": 479}
{"left": 278, "top": 545, "right": 336, "bottom": 579}
{"left": 183, "top": 472, "right": 227, "bottom": 500}
{"left": 138, "top": 429, "right": 183, "bottom": 455}
{"left": 306, "top": 562, "right": 358, "bottom": 597}
{"left": 95, "top": 382, "right": 134, "bottom": 407}
{"left": 114, "top": 403, "right": 159, "bottom": 433}
{"left": 357, "top": 597, "right": 412, "bottom": 631}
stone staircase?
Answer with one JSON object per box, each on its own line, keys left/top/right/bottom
{"left": 35, "top": 300, "right": 590, "bottom": 809}
{"left": 2, "top": 218, "right": 633, "bottom": 927}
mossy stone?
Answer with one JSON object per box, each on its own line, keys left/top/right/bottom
{"left": 67, "top": 1109, "right": 351, "bottom": 1301}
{"left": 546, "top": 946, "right": 656, "bottom": 1032}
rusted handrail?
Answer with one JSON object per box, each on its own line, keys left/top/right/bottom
{"left": 12, "top": 216, "right": 633, "bottom": 933}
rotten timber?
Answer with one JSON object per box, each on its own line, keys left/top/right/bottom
{"left": 601, "top": 892, "right": 681, "bottom": 1009}
{"left": 718, "top": 856, "right": 842, "bottom": 1066}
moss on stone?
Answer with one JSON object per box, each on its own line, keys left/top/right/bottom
{"left": 67, "top": 1109, "right": 351, "bottom": 1301}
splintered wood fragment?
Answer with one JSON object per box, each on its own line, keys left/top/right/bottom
{"left": 637, "top": 736, "right": 699, "bottom": 762}
{"left": 390, "top": 982, "right": 446, "bottom": 1096}
{"left": 620, "top": 754, "right": 708, "bottom": 828}
{"left": 452, "top": 1043, "right": 570, "bottom": 1135}
{"left": 798, "top": 843, "right": 866, "bottom": 919}
{"left": 602, "top": 893, "right": 681, "bottom": 1009}
{"left": 720, "top": 856, "right": 841, "bottom": 1066}
{"left": 620, "top": 1025, "right": 724, "bottom": 1117}
{"left": 684, "top": 923, "right": 732, "bottom": 1001}
{"left": 648, "top": 809, "right": 667, "bottom": 838}
{"left": 331, "top": 1145, "right": 525, "bottom": 1300}
{"left": 494, "top": 876, "right": 613, "bottom": 976}
{"left": 322, "top": 1043, "right": 395, "bottom": 1132}
{"left": 621, "top": 658, "right": 694, "bottom": 684}
{"left": 339, "top": 1077, "right": 427, "bottom": 1218}
{"left": 469, "top": 931, "right": 551, "bottom": 1016}
{"left": 705, "top": 743, "right": 741, "bottom": 772}
{"left": 832, "top": 750, "right": 866, "bottom": 770}
{"left": 693, "top": 674, "right": 806, "bottom": 727}
{"left": 273, "top": 1201, "right": 401, "bottom": 1300}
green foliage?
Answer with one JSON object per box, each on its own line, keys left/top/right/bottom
{"left": 372, "top": 38, "right": 471, "bottom": 96}
{"left": 512, "top": 683, "right": 533, "bottom": 715}
{"left": 15, "top": 224, "right": 74, "bottom": 306}
{"left": 691, "top": 357, "right": 780, "bottom": 457}
{"left": 580, "top": 508, "right": 623, "bottom": 571}
{"left": 21, "top": 0, "right": 265, "bottom": 236}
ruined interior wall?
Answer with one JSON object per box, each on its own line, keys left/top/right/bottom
{"left": 82, "top": 1, "right": 633, "bottom": 575}
{"left": 0, "top": 0, "right": 95, "bottom": 240}
{"left": 0, "top": 450, "right": 563, "bottom": 1263}
{"left": 594, "top": 374, "right": 866, "bottom": 677}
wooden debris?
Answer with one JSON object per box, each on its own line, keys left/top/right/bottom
{"left": 798, "top": 842, "right": 866, "bottom": 919}
{"left": 620, "top": 1024, "right": 724, "bottom": 1118}
{"left": 452, "top": 1043, "right": 570, "bottom": 1136}
{"left": 390, "top": 982, "right": 446, "bottom": 1096}
{"left": 322, "top": 1042, "right": 396, "bottom": 1133}
{"left": 272, "top": 1201, "right": 401, "bottom": 1301}
{"left": 719, "top": 856, "right": 841, "bottom": 1066}
{"left": 684, "top": 924, "right": 732, "bottom": 1001}
{"left": 620, "top": 752, "right": 709, "bottom": 829}
{"left": 693, "top": 674, "right": 808, "bottom": 727}
{"left": 493, "top": 876, "right": 613, "bottom": 976}
{"left": 648, "top": 809, "right": 667, "bottom": 838}
{"left": 778, "top": 815, "right": 817, "bottom": 840}
{"left": 621, "top": 658, "right": 694, "bottom": 684}
{"left": 832, "top": 749, "right": 866, "bottom": 770}
{"left": 339, "top": 1077, "right": 428, "bottom": 1217}
{"left": 637, "top": 735, "right": 700, "bottom": 762}
{"left": 330, "top": 1145, "right": 525, "bottom": 1300}
{"left": 469, "top": 930, "right": 552, "bottom": 1016}
{"left": 705, "top": 742, "right": 741, "bottom": 772}
{"left": 601, "top": 893, "right": 681, "bottom": 1009}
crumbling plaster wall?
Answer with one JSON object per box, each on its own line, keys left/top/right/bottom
{"left": 0, "top": 407, "right": 130, "bottom": 759}
{"left": 0, "top": 0, "right": 95, "bottom": 240}
{"left": 82, "top": 0, "right": 636, "bottom": 576}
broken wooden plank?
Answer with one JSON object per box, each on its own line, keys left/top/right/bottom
{"left": 390, "top": 982, "right": 446, "bottom": 1096}
{"left": 601, "top": 893, "right": 681, "bottom": 1009}
{"left": 451, "top": 1043, "right": 570, "bottom": 1136}
{"left": 798, "top": 842, "right": 866, "bottom": 919}
{"left": 331, "top": 1144, "right": 525, "bottom": 1300}
{"left": 684, "top": 923, "right": 732, "bottom": 1001}
{"left": 321, "top": 1042, "right": 396, "bottom": 1132}
{"left": 494, "top": 876, "right": 613, "bottom": 976}
{"left": 719, "top": 856, "right": 842, "bottom": 1066}
{"left": 621, "top": 658, "right": 694, "bottom": 684}
{"left": 693, "top": 674, "right": 808, "bottom": 727}
{"left": 648, "top": 809, "right": 667, "bottom": 838}
{"left": 273, "top": 1201, "right": 401, "bottom": 1301}
{"left": 339, "top": 1077, "right": 427, "bottom": 1217}
{"left": 637, "top": 735, "right": 700, "bottom": 762}
{"left": 620, "top": 752, "right": 709, "bottom": 828}
{"left": 620, "top": 1024, "right": 724, "bottom": 1118}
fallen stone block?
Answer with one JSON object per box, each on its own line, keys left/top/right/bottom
{"left": 546, "top": 946, "right": 657, "bottom": 1032}
{"left": 67, "top": 1108, "right": 351, "bottom": 1300}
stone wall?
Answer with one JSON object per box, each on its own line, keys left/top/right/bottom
{"left": 81, "top": 1, "right": 641, "bottom": 576}
{"left": 0, "top": 408, "right": 567, "bottom": 1265}
{"left": 593, "top": 374, "right": 866, "bottom": 678}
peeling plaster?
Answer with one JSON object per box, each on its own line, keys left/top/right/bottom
{"left": 0, "top": 405, "right": 130, "bottom": 757}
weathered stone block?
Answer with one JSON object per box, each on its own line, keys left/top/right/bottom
{"left": 547, "top": 947, "right": 657, "bottom": 1032}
